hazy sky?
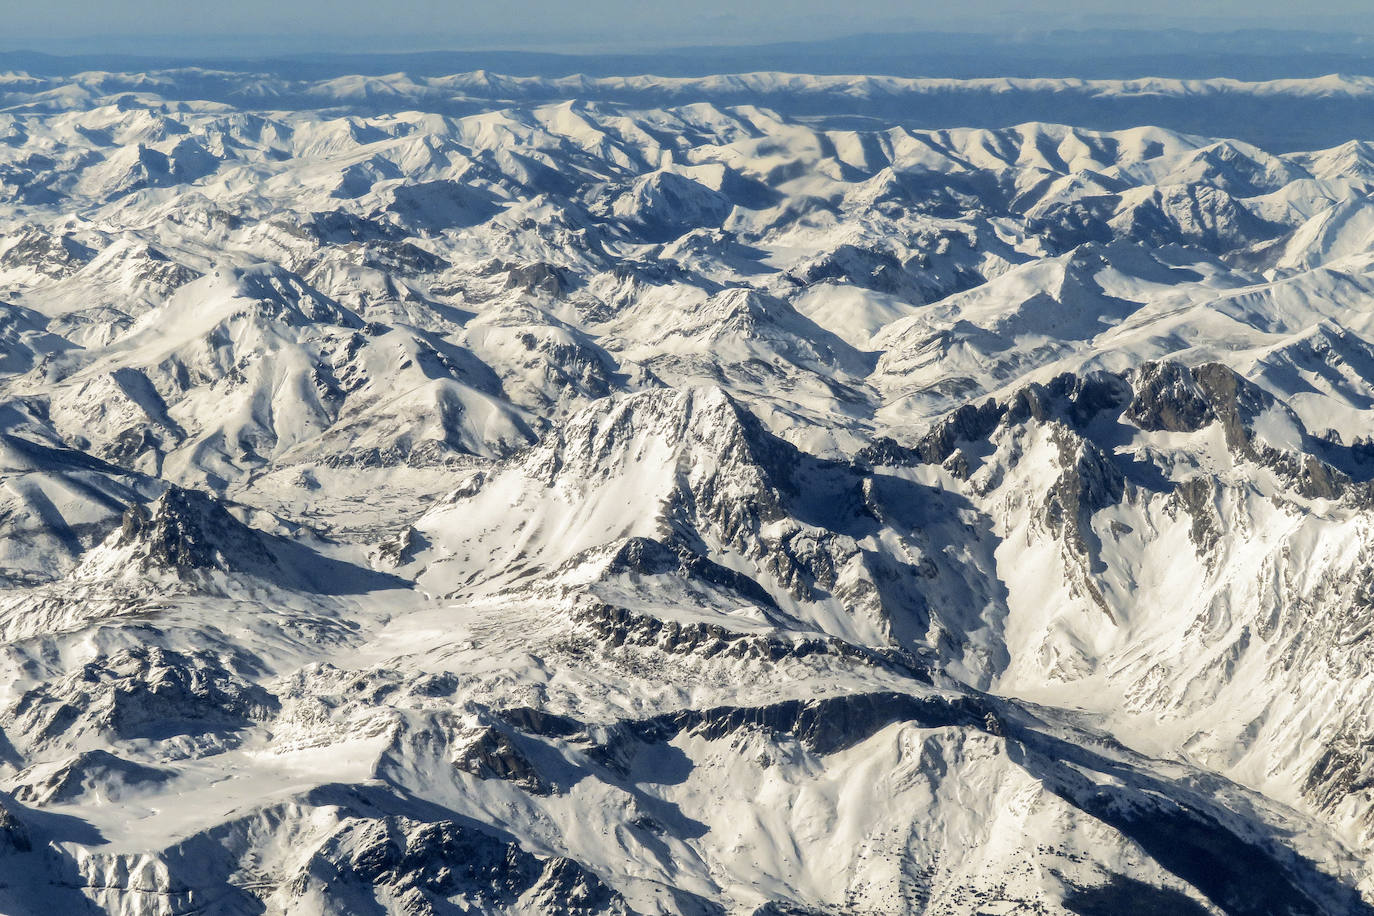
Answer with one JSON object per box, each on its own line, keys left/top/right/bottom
{"left": 9, "top": 0, "right": 1374, "bottom": 55}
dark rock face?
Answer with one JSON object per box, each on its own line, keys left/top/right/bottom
{"left": 512, "top": 330, "right": 620, "bottom": 404}
{"left": 571, "top": 601, "right": 929, "bottom": 681}
{"left": 1131, "top": 361, "right": 1365, "bottom": 499}
{"left": 1062, "top": 876, "right": 1214, "bottom": 916}
{"left": 1042, "top": 428, "right": 1127, "bottom": 561}
{"left": 1126, "top": 360, "right": 1277, "bottom": 457}
{"left": 117, "top": 485, "right": 275, "bottom": 573}
{"left": 603, "top": 536, "right": 779, "bottom": 607}
{"left": 617, "top": 691, "right": 990, "bottom": 758}
{"left": 304, "top": 814, "right": 627, "bottom": 916}
{"left": 1040, "top": 370, "right": 1134, "bottom": 429}
{"left": 1305, "top": 735, "right": 1374, "bottom": 811}
{"left": 453, "top": 725, "right": 553, "bottom": 795}
{"left": 307, "top": 208, "right": 404, "bottom": 243}
{"left": 750, "top": 905, "right": 838, "bottom": 916}
{"left": 0, "top": 228, "right": 95, "bottom": 277}
{"left": 1128, "top": 361, "right": 1220, "bottom": 433}
{"left": 497, "top": 706, "right": 583, "bottom": 740}
{"left": 853, "top": 434, "right": 923, "bottom": 468}
{"left": 0, "top": 800, "right": 31, "bottom": 855}
{"left": 524, "top": 856, "right": 623, "bottom": 915}
{"left": 8, "top": 646, "right": 279, "bottom": 747}
{"left": 1171, "top": 476, "right": 1222, "bottom": 553}
{"left": 889, "top": 360, "right": 1367, "bottom": 528}
{"left": 1190, "top": 362, "right": 1268, "bottom": 453}
{"left": 603, "top": 537, "right": 681, "bottom": 577}
{"left": 104, "top": 425, "right": 161, "bottom": 468}
{"left": 506, "top": 262, "right": 569, "bottom": 296}
{"left": 914, "top": 398, "right": 1005, "bottom": 466}
{"left": 797, "top": 244, "right": 920, "bottom": 297}
{"left": 133, "top": 245, "right": 202, "bottom": 291}
{"left": 863, "top": 369, "right": 1131, "bottom": 471}
{"left": 375, "top": 526, "right": 421, "bottom": 568}
{"left": 350, "top": 240, "right": 451, "bottom": 274}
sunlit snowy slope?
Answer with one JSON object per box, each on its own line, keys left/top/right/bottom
{"left": 0, "top": 67, "right": 1373, "bottom": 914}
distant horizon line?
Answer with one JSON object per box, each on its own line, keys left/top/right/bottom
{"left": 7, "top": 22, "right": 1374, "bottom": 61}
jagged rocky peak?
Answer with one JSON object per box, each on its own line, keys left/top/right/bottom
{"left": 525, "top": 384, "right": 784, "bottom": 488}
{"left": 1126, "top": 360, "right": 1217, "bottom": 432}
{"left": 284, "top": 804, "right": 631, "bottom": 916}
{"left": 113, "top": 485, "right": 275, "bottom": 574}
{"left": 860, "top": 368, "right": 1133, "bottom": 473}
{"left": 6, "top": 644, "right": 278, "bottom": 751}
{"left": 531, "top": 383, "right": 882, "bottom": 552}
{"left": 0, "top": 226, "right": 97, "bottom": 277}
{"left": 450, "top": 716, "right": 555, "bottom": 796}
{"left": 870, "top": 359, "right": 1317, "bottom": 476}
{"left": 505, "top": 261, "right": 570, "bottom": 296}
{"left": 1124, "top": 359, "right": 1281, "bottom": 446}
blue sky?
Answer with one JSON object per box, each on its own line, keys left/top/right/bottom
{"left": 9, "top": 0, "right": 1374, "bottom": 55}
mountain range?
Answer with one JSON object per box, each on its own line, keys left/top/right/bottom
{"left": 0, "top": 65, "right": 1373, "bottom": 914}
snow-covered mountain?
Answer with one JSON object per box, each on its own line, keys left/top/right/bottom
{"left": 1, "top": 66, "right": 1374, "bottom": 914}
